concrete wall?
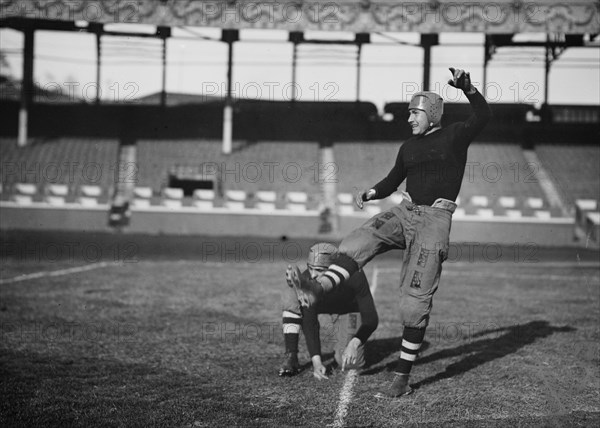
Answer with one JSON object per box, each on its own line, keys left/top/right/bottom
{"left": 0, "top": 202, "right": 576, "bottom": 247}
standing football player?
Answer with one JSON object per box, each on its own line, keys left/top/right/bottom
{"left": 287, "top": 68, "right": 491, "bottom": 397}
{"left": 279, "top": 243, "right": 379, "bottom": 379}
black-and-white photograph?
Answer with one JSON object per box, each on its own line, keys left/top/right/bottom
{"left": 1, "top": 1, "right": 599, "bottom": 426}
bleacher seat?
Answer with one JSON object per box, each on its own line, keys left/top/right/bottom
{"left": 224, "top": 190, "right": 247, "bottom": 210}
{"left": 505, "top": 210, "right": 522, "bottom": 219}
{"left": 134, "top": 187, "right": 153, "bottom": 199}
{"left": 586, "top": 212, "right": 600, "bottom": 244}
{"left": 0, "top": 136, "right": 119, "bottom": 205}
{"left": 80, "top": 185, "right": 102, "bottom": 198}
{"left": 163, "top": 188, "right": 184, "bottom": 200}
{"left": 131, "top": 187, "right": 153, "bottom": 209}
{"left": 454, "top": 208, "right": 466, "bottom": 217}
{"left": 77, "top": 197, "right": 98, "bottom": 207}
{"left": 46, "top": 184, "right": 69, "bottom": 197}
{"left": 254, "top": 190, "right": 277, "bottom": 211}
{"left": 459, "top": 143, "right": 549, "bottom": 213}
{"left": 498, "top": 196, "right": 516, "bottom": 208}
{"left": 471, "top": 196, "right": 489, "bottom": 207}
{"left": 286, "top": 192, "right": 308, "bottom": 203}
{"left": 131, "top": 198, "right": 151, "bottom": 208}
{"left": 534, "top": 210, "right": 551, "bottom": 220}
{"left": 15, "top": 183, "right": 37, "bottom": 195}
{"left": 195, "top": 189, "right": 216, "bottom": 200}
{"left": 226, "top": 190, "right": 247, "bottom": 201}
{"left": 535, "top": 145, "right": 599, "bottom": 206}
{"left": 337, "top": 193, "right": 354, "bottom": 205}
{"left": 45, "top": 196, "right": 66, "bottom": 206}
{"left": 76, "top": 185, "right": 103, "bottom": 206}
{"left": 575, "top": 199, "right": 598, "bottom": 224}
{"left": 12, "top": 183, "right": 36, "bottom": 204}
{"left": 525, "top": 197, "right": 544, "bottom": 209}
{"left": 45, "top": 184, "right": 69, "bottom": 205}
{"left": 337, "top": 193, "right": 354, "bottom": 215}
{"left": 256, "top": 190, "right": 276, "bottom": 202}
{"left": 11, "top": 194, "right": 33, "bottom": 205}
{"left": 162, "top": 187, "right": 184, "bottom": 208}
{"left": 163, "top": 199, "right": 182, "bottom": 209}
{"left": 193, "top": 189, "right": 215, "bottom": 209}
{"left": 136, "top": 140, "right": 319, "bottom": 198}
{"left": 286, "top": 191, "right": 308, "bottom": 212}
{"left": 287, "top": 203, "right": 307, "bottom": 213}
{"left": 576, "top": 199, "right": 598, "bottom": 211}
{"left": 254, "top": 202, "right": 276, "bottom": 212}
{"left": 476, "top": 208, "right": 494, "bottom": 218}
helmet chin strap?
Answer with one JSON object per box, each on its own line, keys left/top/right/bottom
{"left": 425, "top": 121, "right": 441, "bottom": 135}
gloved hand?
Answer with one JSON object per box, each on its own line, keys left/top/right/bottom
{"left": 448, "top": 67, "right": 476, "bottom": 94}
{"left": 355, "top": 189, "right": 376, "bottom": 210}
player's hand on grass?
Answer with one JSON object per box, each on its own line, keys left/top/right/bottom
{"left": 448, "top": 67, "right": 476, "bottom": 94}
{"left": 311, "top": 355, "right": 329, "bottom": 380}
{"left": 355, "top": 189, "right": 376, "bottom": 210}
{"left": 341, "top": 337, "right": 361, "bottom": 371}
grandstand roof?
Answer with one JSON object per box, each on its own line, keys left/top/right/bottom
{"left": 1, "top": 1, "right": 598, "bottom": 34}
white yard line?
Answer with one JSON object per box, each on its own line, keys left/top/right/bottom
{"left": 331, "top": 266, "right": 379, "bottom": 428}
{"left": 0, "top": 262, "right": 112, "bottom": 285}
{"left": 332, "top": 370, "right": 359, "bottom": 428}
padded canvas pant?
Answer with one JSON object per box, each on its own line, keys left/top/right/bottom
{"left": 339, "top": 193, "right": 455, "bottom": 329}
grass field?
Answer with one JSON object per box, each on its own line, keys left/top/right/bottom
{"left": 1, "top": 256, "right": 599, "bottom": 427}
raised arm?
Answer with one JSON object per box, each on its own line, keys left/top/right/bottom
{"left": 448, "top": 67, "right": 492, "bottom": 149}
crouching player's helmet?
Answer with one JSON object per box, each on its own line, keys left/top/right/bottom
{"left": 409, "top": 91, "right": 444, "bottom": 126}
{"left": 307, "top": 242, "right": 337, "bottom": 272}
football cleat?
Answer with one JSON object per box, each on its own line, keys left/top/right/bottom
{"left": 286, "top": 265, "right": 323, "bottom": 308}
{"left": 278, "top": 352, "right": 299, "bottom": 377}
{"left": 374, "top": 373, "right": 413, "bottom": 399}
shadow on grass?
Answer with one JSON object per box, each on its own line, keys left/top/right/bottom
{"left": 361, "top": 320, "right": 574, "bottom": 386}
{"left": 413, "top": 320, "right": 574, "bottom": 390}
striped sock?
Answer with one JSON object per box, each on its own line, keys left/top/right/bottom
{"left": 319, "top": 254, "right": 359, "bottom": 292}
{"left": 282, "top": 310, "right": 302, "bottom": 353}
{"left": 395, "top": 326, "right": 426, "bottom": 375}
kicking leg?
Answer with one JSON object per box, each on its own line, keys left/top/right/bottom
{"left": 288, "top": 210, "right": 405, "bottom": 305}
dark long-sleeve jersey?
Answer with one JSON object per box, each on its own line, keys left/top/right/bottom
{"left": 301, "top": 269, "right": 378, "bottom": 357}
{"left": 372, "top": 90, "right": 492, "bottom": 206}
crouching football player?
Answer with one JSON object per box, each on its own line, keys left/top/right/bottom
{"left": 279, "top": 243, "right": 379, "bottom": 379}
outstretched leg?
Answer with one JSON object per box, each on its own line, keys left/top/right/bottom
{"left": 288, "top": 210, "right": 405, "bottom": 306}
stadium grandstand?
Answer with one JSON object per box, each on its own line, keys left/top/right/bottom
{"left": 0, "top": 5, "right": 598, "bottom": 241}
